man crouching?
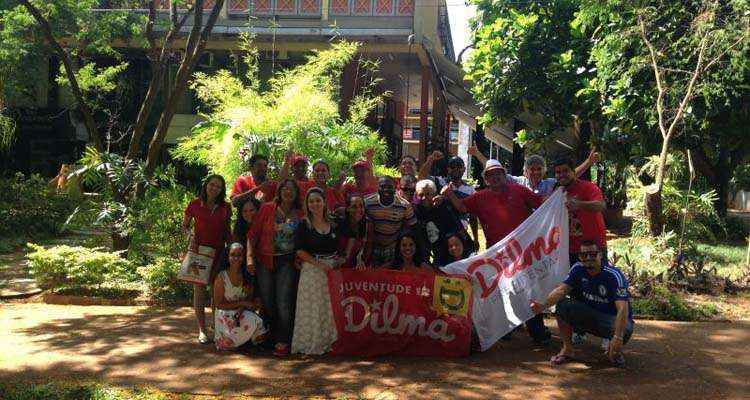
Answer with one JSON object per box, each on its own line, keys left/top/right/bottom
{"left": 530, "top": 240, "right": 634, "bottom": 367}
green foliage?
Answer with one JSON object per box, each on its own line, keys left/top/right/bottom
{"left": 0, "top": 173, "right": 76, "bottom": 238}
{"left": 0, "top": 381, "right": 170, "bottom": 400}
{"left": 138, "top": 257, "right": 192, "bottom": 304}
{"left": 56, "top": 61, "right": 130, "bottom": 94}
{"left": 26, "top": 243, "right": 137, "bottom": 290}
{"left": 632, "top": 284, "right": 718, "bottom": 321}
{"left": 173, "top": 41, "right": 387, "bottom": 184}
{"left": 628, "top": 154, "right": 723, "bottom": 240}
{"left": 129, "top": 184, "right": 193, "bottom": 261}
{"left": 466, "top": 0, "right": 598, "bottom": 153}
{"left": 730, "top": 163, "right": 750, "bottom": 192}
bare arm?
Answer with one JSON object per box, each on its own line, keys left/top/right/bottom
{"left": 418, "top": 150, "right": 442, "bottom": 180}
{"left": 213, "top": 274, "right": 254, "bottom": 311}
{"left": 569, "top": 198, "right": 606, "bottom": 212}
{"left": 278, "top": 150, "right": 293, "bottom": 181}
{"left": 441, "top": 184, "right": 468, "bottom": 214}
{"left": 607, "top": 300, "right": 630, "bottom": 361}
{"left": 296, "top": 249, "right": 328, "bottom": 270}
{"left": 531, "top": 283, "right": 572, "bottom": 314}
{"left": 574, "top": 149, "right": 599, "bottom": 178}
{"left": 468, "top": 145, "right": 487, "bottom": 166}
{"left": 230, "top": 186, "right": 262, "bottom": 207}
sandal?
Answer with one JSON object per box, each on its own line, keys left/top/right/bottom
{"left": 273, "top": 342, "right": 290, "bottom": 357}
{"left": 549, "top": 354, "right": 575, "bottom": 366}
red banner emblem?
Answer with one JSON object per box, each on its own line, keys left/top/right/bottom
{"left": 327, "top": 269, "right": 472, "bottom": 357}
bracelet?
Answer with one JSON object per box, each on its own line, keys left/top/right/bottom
{"left": 613, "top": 335, "right": 624, "bottom": 341}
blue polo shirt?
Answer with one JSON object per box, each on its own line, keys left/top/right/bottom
{"left": 563, "top": 262, "right": 632, "bottom": 318}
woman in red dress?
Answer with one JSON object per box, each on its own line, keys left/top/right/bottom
{"left": 182, "top": 174, "right": 231, "bottom": 344}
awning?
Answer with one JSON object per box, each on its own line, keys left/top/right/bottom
{"left": 422, "top": 42, "right": 576, "bottom": 153}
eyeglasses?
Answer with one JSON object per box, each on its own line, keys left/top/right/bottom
{"left": 578, "top": 251, "right": 599, "bottom": 259}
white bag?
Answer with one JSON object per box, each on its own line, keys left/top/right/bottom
{"left": 178, "top": 244, "right": 216, "bottom": 285}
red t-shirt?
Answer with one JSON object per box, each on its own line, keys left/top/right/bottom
{"left": 342, "top": 182, "right": 377, "bottom": 201}
{"left": 463, "top": 184, "right": 543, "bottom": 247}
{"left": 296, "top": 179, "right": 315, "bottom": 202}
{"left": 231, "top": 175, "right": 277, "bottom": 202}
{"left": 564, "top": 179, "right": 606, "bottom": 252}
{"left": 184, "top": 199, "right": 231, "bottom": 249}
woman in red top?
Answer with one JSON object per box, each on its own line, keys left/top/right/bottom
{"left": 182, "top": 174, "right": 231, "bottom": 344}
{"left": 247, "top": 178, "right": 303, "bottom": 356}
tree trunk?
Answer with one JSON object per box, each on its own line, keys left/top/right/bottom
{"left": 645, "top": 188, "right": 664, "bottom": 236}
{"left": 648, "top": 136, "right": 671, "bottom": 236}
{"left": 714, "top": 147, "right": 731, "bottom": 219}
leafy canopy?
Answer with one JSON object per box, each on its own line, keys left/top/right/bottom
{"left": 173, "top": 40, "right": 388, "bottom": 183}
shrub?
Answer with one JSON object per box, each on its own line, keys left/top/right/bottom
{"left": 26, "top": 243, "right": 137, "bottom": 290}
{"left": 128, "top": 184, "right": 193, "bottom": 262}
{"left": 0, "top": 173, "right": 76, "bottom": 238}
{"left": 138, "top": 257, "right": 192, "bottom": 304}
{"left": 631, "top": 284, "right": 719, "bottom": 321}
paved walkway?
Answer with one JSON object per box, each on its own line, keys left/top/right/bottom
{"left": 0, "top": 252, "right": 41, "bottom": 299}
{"left": 1, "top": 303, "right": 748, "bottom": 399}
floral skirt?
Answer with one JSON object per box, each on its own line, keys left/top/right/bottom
{"left": 291, "top": 260, "right": 337, "bottom": 355}
{"left": 214, "top": 309, "right": 266, "bottom": 350}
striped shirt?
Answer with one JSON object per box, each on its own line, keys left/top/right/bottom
{"left": 364, "top": 193, "right": 417, "bottom": 247}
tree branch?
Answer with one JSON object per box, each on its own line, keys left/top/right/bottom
{"left": 701, "top": 30, "right": 748, "bottom": 73}
{"left": 19, "top": 0, "right": 104, "bottom": 152}
{"left": 665, "top": 32, "right": 709, "bottom": 139}
{"left": 638, "top": 14, "right": 668, "bottom": 140}
{"left": 126, "top": 3, "right": 197, "bottom": 160}
{"left": 142, "top": 0, "right": 225, "bottom": 178}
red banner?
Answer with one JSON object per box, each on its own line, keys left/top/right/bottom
{"left": 327, "top": 269, "right": 472, "bottom": 357}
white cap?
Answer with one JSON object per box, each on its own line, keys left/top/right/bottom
{"left": 483, "top": 159, "right": 506, "bottom": 175}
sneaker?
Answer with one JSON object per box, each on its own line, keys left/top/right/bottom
{"left": 198, "top": 331, "right": 212, "bottom": 345}
{"left": 601, "top": 338, "right": 611, "bottom": 352}
{"left": 611, "top": 352, "right": 626, "bottom": 368}
{"left": 572, "top": 332, "right": 586, "bottom": 345}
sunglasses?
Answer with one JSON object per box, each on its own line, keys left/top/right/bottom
{"left": 578, "top": 251, "right": 599, "bottom": 259}
{"left": 229, "top": 253, "right": 244, "bottom": 258}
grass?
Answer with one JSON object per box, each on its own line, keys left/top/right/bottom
{"left": 0, "top": 381, "right": 176, "bottom": 400}
{"left": 608, "top": 237, "right": 749, "bottom": 279}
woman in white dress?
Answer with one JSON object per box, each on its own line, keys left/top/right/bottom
{"left": 213, "top": 243, "right": 266, "bottom": 351}
{"left": 292, "top": 187, "right": 342, "bottom": 355}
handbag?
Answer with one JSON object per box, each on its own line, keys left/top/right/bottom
{"left": 178, "top": 234, "right": 216, "bottom": 285}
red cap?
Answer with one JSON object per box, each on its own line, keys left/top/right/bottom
{"left": 352, "top": 159, "right": 371, "bottom": 170}
{"left": 292, "top": 155, "right": 308, "bottom": 166}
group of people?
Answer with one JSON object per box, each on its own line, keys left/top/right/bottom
{"left": 181, "top": 145, "right": 635, "bottom": 366}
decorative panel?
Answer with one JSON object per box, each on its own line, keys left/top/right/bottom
{"left": 396, "top": 0, "right": 413, "bottom": 15}
{"left": 275, "top": 0, "right": 296, "bottom": 14}
{"left": 374, "top": 0, "right": 393, "bottom": 15}
{"left": 229, "top": 0, "right": 249, "bottom": 12}
{"left": 351, "top": 0, "right": 372, "bottom": 15}
{"left": 330, "top": 0, "right": 349, "bottom": 15}
{"left": 252, "top": 0, "right": 273, "bottom": 14}
{"left": 299, "top": 0, "right": 321, "bottom": 14}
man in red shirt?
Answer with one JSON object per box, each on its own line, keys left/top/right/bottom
{"left": 341, "top": 160, "right": 378, "bottom": 200}
{"left": 552, "top": 157, "right": 607, "bottom": 264}
{"left": 230, "top": 154, "right": 277, "bottom": 206}
{"left": 443, "top": 159, "right": 550, "bottom": 344}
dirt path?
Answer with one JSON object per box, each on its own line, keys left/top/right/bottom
{"left": 1, "top": 303, "right": 748, "bottom": 399}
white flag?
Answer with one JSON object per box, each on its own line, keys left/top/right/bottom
{"left": 441, "top": 188, "right": 569, "bottom": 351}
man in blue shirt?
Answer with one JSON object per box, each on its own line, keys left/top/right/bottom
{"left": 530, "top": 240, "right": 634, "bottom": 367}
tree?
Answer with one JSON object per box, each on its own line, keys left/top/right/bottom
{"left": 579, "top": 0, "right": 750, "bottom": 235}
{"left": 0, "top": 0, "right": 226, "bottom": 250}
{"left": 173, "top": 40, "right": 388, "bottom": 184}
{"left": 465, "top": 0, "right": 601, "bottom": 158}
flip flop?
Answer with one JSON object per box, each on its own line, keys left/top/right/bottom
{"left": 549, "top": 354, "right": 575, "bottom": 366}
